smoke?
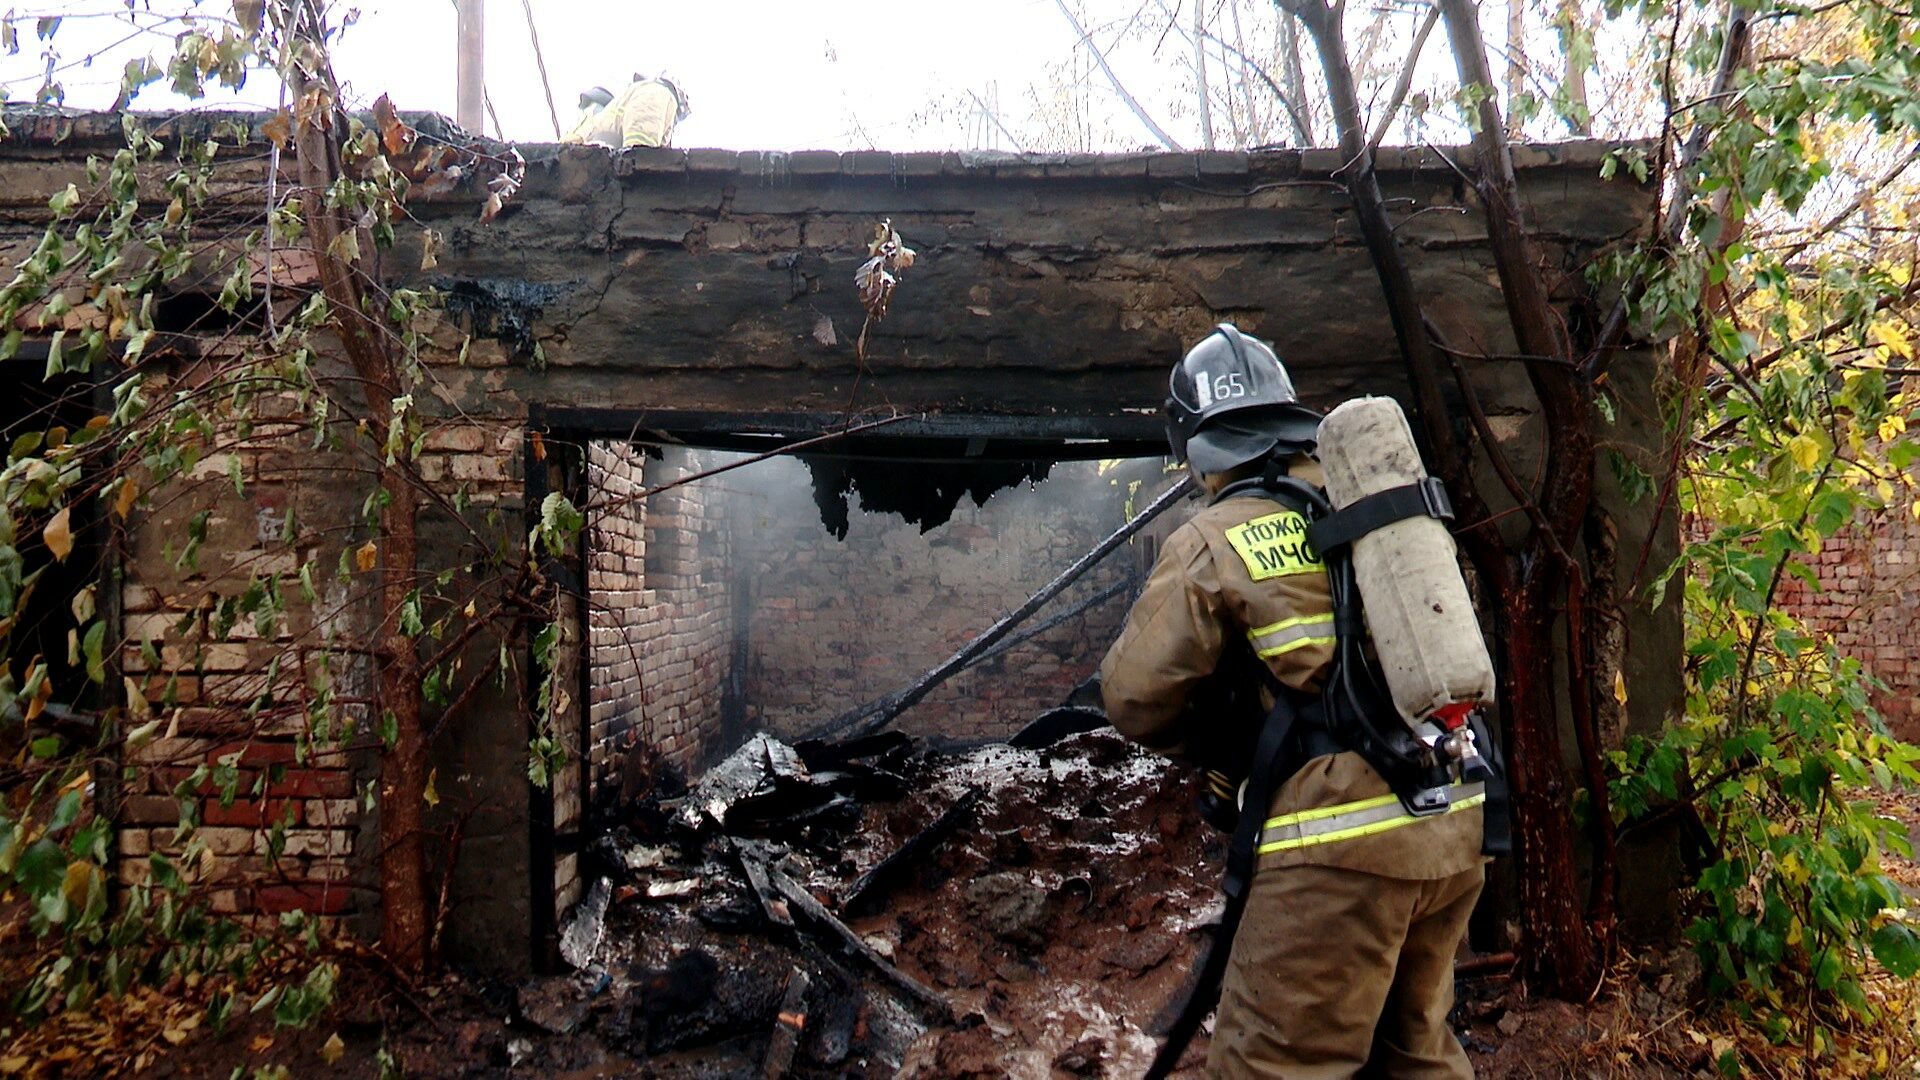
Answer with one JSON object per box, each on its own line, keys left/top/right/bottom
{"left": 589, "top": 443, "right": 1176, "bottom": 745}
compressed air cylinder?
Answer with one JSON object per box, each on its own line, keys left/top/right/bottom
{"left": 1316, "top": 397, "right": 1495, "bottom": 724}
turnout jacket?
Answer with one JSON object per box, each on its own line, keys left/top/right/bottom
{"left": 1100, "top": 463, "right": 1482, "bottom": 881}
{"left": 563, "top": 80, "right": 680, "bottom": 148}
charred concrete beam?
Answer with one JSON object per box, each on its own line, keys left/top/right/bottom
{"left": 0, "top": 107, "right": 1654, "bottom": 433}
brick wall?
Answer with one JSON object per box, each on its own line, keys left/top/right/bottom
{"left": 585, "top": 444, "right": 733, "bottom": 805}
{"left": 1774, "top": 501, "right": 1920, "bottom": 739}
{"left": 727, "top": 457, "right": 1139, "bottom": 743}
{"left": 117, "top": 393, "right": 523, "bottom": 927}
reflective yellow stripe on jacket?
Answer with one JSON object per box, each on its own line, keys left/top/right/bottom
{"left": 1247, "top": 612, "right": 1337, "bottom": 659}
{"left": 1257, "top": 784, "right": 1486, "bottom": 855}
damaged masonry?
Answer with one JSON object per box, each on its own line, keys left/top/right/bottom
{"left": 0, "top": 109, "right": 1683, "bottom": 1074}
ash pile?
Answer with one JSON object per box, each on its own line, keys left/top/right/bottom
{"left": 517, "top": 716, "right": 1223, "bottom": 1078}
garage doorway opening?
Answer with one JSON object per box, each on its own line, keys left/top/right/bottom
{"left": 561, "top": 413, "right": 1176, "bottom": 825}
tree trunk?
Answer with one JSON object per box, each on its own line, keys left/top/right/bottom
{"left": 1502, "top": 564, "right": 1596, "bottom": 994}
{"left": 1557, "top": 0, "right": 1591, "bottom": 135}
{"left": 376, "top": 473, "right": 429, "bottom": 968}
{"left": 1278, "top": 13, "right": 1315, "bottom": 144}
{"left": 1505, "top": 0, "right": 1527, "bottom": 138}
{"left": 1278, "top": 0, "right": 1614, "bottom": 997}
{"left": 284, "top": 0, "right": 433, "bottom": 972}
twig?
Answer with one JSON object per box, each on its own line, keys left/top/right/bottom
{"left": 1052, "top": 0, "right": 1186, "bottom": 150}
{"left": 1159, "top": 1, "right": 1314, "bottom": 146}
{"left": 965, "top": 89, "right": 1028, "bottom": 152}
{"left": 519, "top": 0, "right": 564, "bottom": 141}
{"left": 1192, "top": 0, "right": 1214, "bottom": 149}
{"left": 1368, "top": 3, "right": 1441, "bottom": 150}
{"left": 1587, "top": 2, "right": 1753, "bottom": 381}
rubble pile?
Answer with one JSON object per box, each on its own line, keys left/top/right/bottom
{"left": 521, "top": 724, "right": 1222, "bottom": 1077}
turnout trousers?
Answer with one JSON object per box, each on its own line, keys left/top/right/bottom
{"left": 1206, "top": 861, "right": 1484, "bottom": 1079}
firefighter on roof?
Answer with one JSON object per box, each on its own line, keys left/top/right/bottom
{"left": 1101, "top": 324, "right": 1489, "bottom": 1078}
{"left": 563, "top": 74, "right": 691, "bottom": 149}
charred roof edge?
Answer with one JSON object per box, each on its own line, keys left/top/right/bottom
{"left": 0, "top": 106, "right": 1651, "bottom": 183}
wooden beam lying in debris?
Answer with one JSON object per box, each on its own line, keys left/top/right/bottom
{"left": 758, "top": 860, "right": 953, "bottom": 1021}
{"left": 839, "top": 788, "right": 984, "bottom": 916}
{"left": 733, "top": 840, "right": 796, "bottom": 929}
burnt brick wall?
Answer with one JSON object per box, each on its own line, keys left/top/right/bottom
{"left": 727, "top": 457, "right": 1138, "bottom": 743}
{"left": 117, "top": 407, "right": 523, "bottom": 929}
{"left": 585, "top": 443, "right": 733, "bottom": 800}
{"left": 1774, "top": 502, "right": 1920, "bottom": 739}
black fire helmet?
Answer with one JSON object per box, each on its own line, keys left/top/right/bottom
{"left": 1164, "top": 324, "right": 1322, "bottom": 475}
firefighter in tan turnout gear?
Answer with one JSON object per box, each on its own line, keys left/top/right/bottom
{"left": 1101, "top": 324, "right": 1490, "bottom": 1078}
{"left": 563, "top": 74, "right": 690, "bottom": 149}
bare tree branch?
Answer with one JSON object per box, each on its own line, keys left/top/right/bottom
{"left": 1280, "top": 10, "right": 1317, "bottom": 143}
{"left": 1273, "top": 0, "right": 1492, "bottom": 545}
{"left": 967, "top": 89, "right": 1030, "bottom": 152}
{"left": 519, "top": 0, "right": 564, "bottom": 141}
{"left": 1368, "top": 2, "right": 1441, "bottom": 150}
{"left": 1194, "top": 0, "right": 1216, "bottom": 148}
{"left": 1587, "top": 2, "right": 1753, "bottom": 381}
{"left": 1554, "top": 0, "right": 1593, "bottom": 135}
{"left": 1505, "top": 0, "right": 1528, "bottom": 138}
{"left": 1174, "top": 6, "right": 1316, "bottom": 145}
{"left": 1052, "top": 0, "right": 1187, "bottom": 150}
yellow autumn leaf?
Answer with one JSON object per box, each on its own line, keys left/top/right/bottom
{"left": 113, "top": 476, "right": 139, "bottom": 519}
{"left": 423, "top": 768, "right": 440, "bottom": 807}
{"left": 1873, "top": 321, "right": 1915, "bottom": 360}
{"left": 355, "top": 540, "right": 378, "bottom": 573}
{"left": 1787, "top": 433, "right": 1821, "bottom": 470}
{"left": 1881, "top": 414, "right": 1908, "bottom": 443}
{"left": 321, "top": 1033, "right": 346, "bottom": 1065}
{"left": 249, "top": 1034, "right": 274, "bottom": 1053}
{"left": 123, "top": 676, "right": 150, "bottom": 717}
{"left": 42, "top": 506, "right": 73, "bottom": 561}
{"left": 1613, "top": 671, "right": 1628, "bottom": 706}
{"left": 62, "top": 860, "right": 101, "bottom": 914}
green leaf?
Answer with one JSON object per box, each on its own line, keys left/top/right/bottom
{"left": 46, "top": 183, "right": 80, "bottom": 218}
{"left": 49, "top": 788, "right": 81, "bottom": 832}
{"left": 1871, "top": 923, "right": 1920, "bottom": 978}
{"left": 44, "top": 329, "right": 65, "bottom": 379}
{"left": 15, "top": 838, "right": 65, "bottom": 899}
{"left": 82, "top": 620, "right": 106, "bottom": 683}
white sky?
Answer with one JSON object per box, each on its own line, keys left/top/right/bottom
{"left": 0, "top": 0, "right": 1703, "bottom": 153}
{"left": 0, "top": 0, "right": 1238, "bottom": 151}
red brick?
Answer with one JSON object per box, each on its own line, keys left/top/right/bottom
{"left": 202, "top": 799, "right": 302, "bottom": 827}
{"left": 254, "top": 882, "right": 351, "bottom": 915}
{"left": 267, "top": 769, "right": 352, "bottom": 798}
{"left": 161, "top": 766, "right": 263, "bottom": 796}
{"left": 207, "top": 740, "right": 299, "bottom": 766}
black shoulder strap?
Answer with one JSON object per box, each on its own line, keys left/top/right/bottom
{"left": 1305, "top": 477, "right": 1453, "bottom": 554}
{"left": 1145, "top": 692, "right": 1302, "bottom": 1079}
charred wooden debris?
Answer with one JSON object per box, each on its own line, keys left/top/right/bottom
{"left": 511, "top": 716, "right": 1222, "bottom": 1077}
